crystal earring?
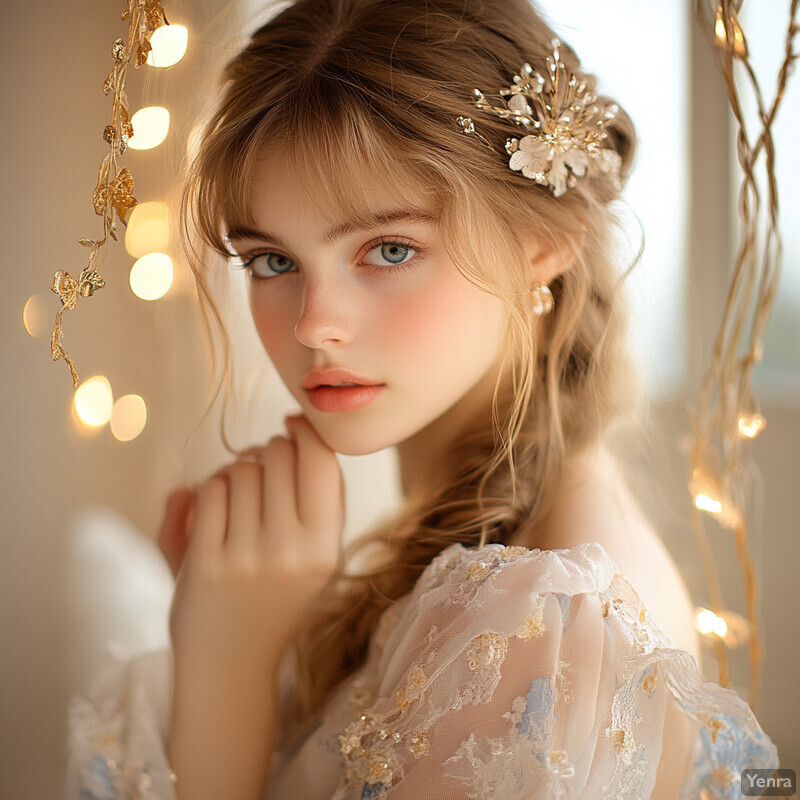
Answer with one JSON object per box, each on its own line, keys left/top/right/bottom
{"left": 531, "top": 282, "right": 554, "bottom": 316}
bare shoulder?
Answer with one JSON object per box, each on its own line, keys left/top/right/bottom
{"left": 513, "top": 447, "right": 702, "bottom": 663}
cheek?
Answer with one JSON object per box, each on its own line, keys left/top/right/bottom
{"left": 377, "top": 276, "right": 503, "bottom": 364}
{"left": 250, "top": 298, "right": 294, "bottom": 364}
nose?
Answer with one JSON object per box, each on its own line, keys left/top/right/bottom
{"left": 293, "top": 275, "right": 356, "bottom": 348}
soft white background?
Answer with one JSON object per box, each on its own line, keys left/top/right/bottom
{"left": 1, "top": 1, "right": 797, "bottom": 796}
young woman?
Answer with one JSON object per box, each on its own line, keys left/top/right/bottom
{"left": 67, "top": 0, "right": 779, "bottom": 797}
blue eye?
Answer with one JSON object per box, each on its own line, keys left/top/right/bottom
{"left": 365, "top": 242, "right": 415, "bottom": 267}
{"left": 242, "top": 252, "right": 295, "bottom": 278}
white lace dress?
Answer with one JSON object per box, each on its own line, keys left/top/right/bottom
{"left": 67, "top": 542, "right": 779, "bottom": 799}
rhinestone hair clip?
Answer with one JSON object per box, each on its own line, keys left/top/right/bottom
{"left": 457, "top": 39, "right": 622, "bottom": 197}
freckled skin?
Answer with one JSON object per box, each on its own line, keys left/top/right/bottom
{"left": 231, "top": 154, "right": 509, "bottom": 457}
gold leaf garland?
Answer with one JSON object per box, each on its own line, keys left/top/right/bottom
{"left": 691, "top": 0, "right": 798, "bottom": 708}
{"left": 50, "top": 0, "right": 167, "bottom": 388}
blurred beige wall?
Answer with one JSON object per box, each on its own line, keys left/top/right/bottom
{"left": 1, "top": 1, "right": 797, "bottom": 797}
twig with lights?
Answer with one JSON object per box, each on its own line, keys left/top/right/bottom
{"left": 50, "top": 0, "right": 168, "bottom": 388}
{"left": 690, "top": 0, "right": 798, "bottom": 709}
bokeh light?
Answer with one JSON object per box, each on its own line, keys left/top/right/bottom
{"left": 695, "top": 607, "right": 728, "bottom": 638}
{"left": 23, "top": 294, "right": 47, "bottom": 338}
{"left": 125, "top": 201, "right": 170, "bottom": 258}
{"left": 146, "top": 24, "right": 188, "bottom": 68}
{"left": 128, "top": 107, "right": 170, "bottom": 150}
{"left": 110, "top": 394, "right": 148, "bottom": 442}
{"left": 73, "top": 375, "right": 113, "bottom": 428}
{"left": 129, "top": 253, "right": 174, "bottom": 301}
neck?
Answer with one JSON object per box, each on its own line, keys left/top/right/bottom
{"left": 396, "top": 357, "right": 513, "bottom": 499}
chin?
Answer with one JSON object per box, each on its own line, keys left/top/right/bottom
{"left": 307, "top": 416, "right": 409, "bottom": 456}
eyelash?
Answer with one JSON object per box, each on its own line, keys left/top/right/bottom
{"left": 232, "top": 235, "right": 425, "bottom": 281}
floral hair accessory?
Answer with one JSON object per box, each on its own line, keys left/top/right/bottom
{"left": 457, "top": 39, "right": 622, "bottom": 197}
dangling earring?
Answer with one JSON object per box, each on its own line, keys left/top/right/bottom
{"left": 531, "top": 282, "right": 554, "bottom": 316}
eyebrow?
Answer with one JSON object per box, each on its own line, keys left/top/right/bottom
{"left": 226, "top": 209, "right": 440, "bottom": 248}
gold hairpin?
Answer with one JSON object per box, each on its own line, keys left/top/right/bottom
{"left": 457, "top": 39, "right": 622, "bottom": 197}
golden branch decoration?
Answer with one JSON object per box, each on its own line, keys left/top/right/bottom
{"left": 50, "top": 0, "right": 167, "bottom": 388}
{"left": 691, "top": 0, "right": 798, "bottom": 709}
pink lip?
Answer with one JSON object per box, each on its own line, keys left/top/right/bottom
{"left": 306, "top": 384, "right": 384, "bottom": 413}
{"left": 301, "top": 367, "right": 382, "bottom": 390}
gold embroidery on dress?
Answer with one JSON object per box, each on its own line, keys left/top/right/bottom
{"left": 502, "top": 545, "right": 531, "bottom": 560}
{"left": 465, "top": 632, "right": 508, "bottom": 671}
{"left": 605, "top": 726, "right": 635, "bottom": 763}
{"left": 555, "top": 660, "right": 573, "bottom": 704}
{"left": 707, "top": 717, "right": 727, "bottom": 743}
{"left": 408, "top": 730, "right": 429, "bottom": 756}
{"left": 468, "top": 560, "right": 493, "bottom": 581}
{"left": 641, "top": 667, "right": 658, "bottom": 697}
{"left": 600, "top": 594, "right": 611, "bottom": 617}
{"left": 516, "top": 594, "right": 548, "bottom": 639}
{"left": 339, "top": 713, "right": 402, "bottom": 788}
{"left": 395, "top": 664, "right": 427, "bottom": 709}
{"left": 546, "top": 749, "right": 575, "bottom": 778}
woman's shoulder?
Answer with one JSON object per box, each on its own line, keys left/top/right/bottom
{"left": 507, "top": 447, "right": 702, "bottom": 662}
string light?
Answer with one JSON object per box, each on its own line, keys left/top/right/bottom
{"left": 695, "top": 606, "right": 751, "bottom": 649}
{"left": 146, "top": 24, "right": 188, "bottom": 68}
{"left": 128, "top": 106, "right": 171, "bottom": 150}
{"left": 129, "top": 252, "right": 174, "bottom": 301}
{"left": 49, "top": 0, "right": 168, "bottom": 386}
{"left": 696, "top": 607, "right": 728, "bottom": 638}
{"left": 125, "top": 200, "right": 170, "bottom": 258}
{"left": 688, "top": 466, "right": 741, "bottom": 530}
{"left": 73, "top": 375, "right": 113, "bottom": 428}
{"left": 23, "top": 294, "right": 47, "bottom": 338}
{"left": 690, "top": 0, "right": 797, "bottom": 706}
{"left": 110, "top": 394, "right": 148, "bottom": 441}
{"left": 694, "top": 493, "right": 723, "bottom": 515}
{"left": 738, "top": 412, "right": 766, "bottom": 439}
{"left": 714, "top": 3, "right": 748, "bottom": 58}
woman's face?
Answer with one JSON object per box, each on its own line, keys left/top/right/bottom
{"left": 227, "top": 153, "right": 509, "bottom": 455}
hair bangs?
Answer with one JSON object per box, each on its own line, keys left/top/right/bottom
{"left": 210, "top": 86, "right": 451, "bottom": 252}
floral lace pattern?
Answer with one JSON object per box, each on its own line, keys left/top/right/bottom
{"left": 66, "top": 646, "right": 177, "bottom": 800}
{"left": 67, "top": 543, "right": 779, "bottom": 800}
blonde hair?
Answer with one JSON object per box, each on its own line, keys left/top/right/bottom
{"left": 181, "top": 0, "right": 640, "bottom": 721}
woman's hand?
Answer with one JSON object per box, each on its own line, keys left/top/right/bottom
{"left": 161, "top": 413, "right": 345, "bottom": 672}
{"left": 162, "top": 414, "right": 343, "bottom": 800}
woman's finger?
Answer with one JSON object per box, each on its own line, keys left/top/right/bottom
{"left": 260, "top": 435, "right": 298, "bottom": 534}
{"left": 284, "top": 415, "right": 344, "bottom": 533}
{"left": 224, "top": 461, "right": 263, "bottom": 559}
{"left": 157, "top": 488, "right": 194, "bottom": 578}
{"left": 189, "top": 475, "right": 228, "bottom": 563}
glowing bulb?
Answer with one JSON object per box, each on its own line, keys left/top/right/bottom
{"left": 111, "top": 394, "right": 148, "bottom": 441}
{"left": 130, "top": 253, "right": 174, "bottom": 301}
{"left": 146, "top": 24, "right": 188, "bottom": 68}
{"left": 695, "top": 607, "right": 750, "bottom": 647}
{"left": 70, "top": 401, "right": 103, "bottom": 437}
{"left": 695, "top": 607, "right": 728, "bottom": 638}
{"left": 714, "top": 4, "right": 747, "bottom": 57}
{"left": 128, "top": 107, "right": 170, "bottom": 150}
{"left": 714, "top": 9, "right": 726, "bottom": 41}
{"left": 694, "top": 493, "right": 723, "bottom": 514}
{"left": 125, "top": 201, "right": 170, "bottom": 258}
{"left": 738, "top": 413, "right": 766, "bottom": 439}
{"left": 73, "top": 375, "right": 113, "bottom": 428}
{"left": 23, "top": 294, "right": 47, "bottom": 338}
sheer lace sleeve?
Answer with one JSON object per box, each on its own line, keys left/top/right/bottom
{"left": 268, "top": 542, "right": 779, "bottom": 800}
{"left": 66, "top": 645, "right": 177, "bottom": 800}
